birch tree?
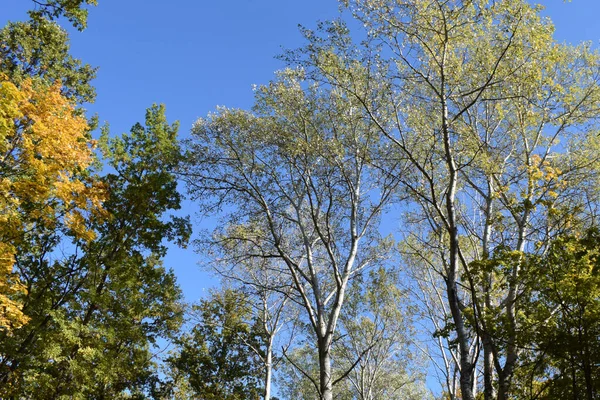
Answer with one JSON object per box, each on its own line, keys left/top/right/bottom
{"left": 183, "top": 70, "right": 403, "bottom": 400}
{"left": 284, "top": 1, "right": 600, "bottom": 398}
{"left": 334, "top": 267, "right": 431, "bottom": 400}
{"left": 206, "top": 239, "right": 294, "bottom": 400}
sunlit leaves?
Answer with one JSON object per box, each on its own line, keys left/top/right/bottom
{"left": 0, "top": 76, "right": 104, "bottom": 331}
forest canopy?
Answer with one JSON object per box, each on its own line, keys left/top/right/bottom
{"left": 1, "top": 1, "right": 600, "bottom": 399}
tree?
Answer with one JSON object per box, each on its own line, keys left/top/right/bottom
{"left": 28, "top": 0, "right": 98, "bottom": 31}
{"left": 183, "top": 69, "right": 403, "bottom": 400}
{"left": 1, "top": 2, "right": 192, "bottom": 397}
{"left": 489, "top": 229, "right": 600, "bottom": 400}
{"left": 0, "top": 0, "right": 99, "bottom": 333}
{"left": 1, "top": 2, "right": 97, "bottom": 104}
{"left": 0, "top": 104, "right": 191, "bottom": 398}
{"left": 206, "top": 241, "right": 294, "bottom": 400}
{"left": 276, "top": 343, "right": 321, "bottom": 400}
{"left": 167, "top": 288, "right": 266, "bottom": 400}
{"left": 284, "top": 1, "right": 600, "bottom": 398}
{"left": 274, "top": 268, "right": 430, "bottom": 400}
{"left": 401, "top": 238, "right": 463, "bottom": 400}
{"left": 334, "top": 267, "right": 431, "bottom": 400}
{"left": 0, "top": 76, "right": 102, "bottom": 332}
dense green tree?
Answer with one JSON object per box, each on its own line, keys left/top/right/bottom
{"left": 0, "top": 18, "right": 97, "bottom": 104}
{"left": 166, "top": 288, "right": 265, "bottom": 400}
{"left": 1, "top": 0, "right": 97, "bottom": 104}
{"left": 483, "top": 230, "right": 600, "bottom": 400}
{"left": 0, "top": 104, "right": 190, "bottom": 398}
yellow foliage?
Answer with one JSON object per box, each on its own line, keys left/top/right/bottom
{"left": 0, "top": 76, "right": 105, "bottom": 331}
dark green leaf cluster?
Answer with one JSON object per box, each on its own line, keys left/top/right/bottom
{"left": 28, "top": 0, "right": 98, "bottom": 31}
{"left": 0, "top": 18, "right": 96, "bottom": 104}
{"left": 166, "top": 289, "right": 266, "bottom": 400}
{"left": 515, "top": 230, "right": 600, "bottom": 399}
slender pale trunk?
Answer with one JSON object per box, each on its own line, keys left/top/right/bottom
{"left": 497, "top": 210, "right": 529, "bottom": 400}
{"left": 264, "top": 341, "right": 273, "bottom": 400}
{"left": 441, "top": 94, "right": 476, "bottom": 400}
{"left": 317, "top": 283, "right": 348, "bottom": 400}
{"left": 482, "top": 183, "right": 496, "bottom": 400}
{"left": 483, "top": 334, "right": 495, "bottom": 400}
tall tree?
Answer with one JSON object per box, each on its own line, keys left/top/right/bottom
{"left": 0, "top": 76, "right": 102, "bottom": 332}
{"left": 1, "top": 2, "right": 192, "bottom": 397}
{"left": 183, "top": 69, "right": 403, "bottom": 400}
{"left": 0, "top": 0, "right": 98, "bottom": 332}
{"left": 285, "top": 1, "right": 600, "bottom": 398}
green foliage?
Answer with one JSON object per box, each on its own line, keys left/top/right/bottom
{"left": 166, "top": 288, "right": 265, "bottom": 400}
{"left": 99, "top": 104, "right": 190, "bottom": 253}
{"left": 287, "top": 1, "right": 600, "bottom": 398}
{"left": 0, "top": 2, "right": 192, "bottom": 398}
{"left": 472, "top": 230, "right": 600, "bottom": 399}
{"left": 28, "top": 0, "right": 98, "bottom": 31}
{"left": 0, "top": 18, "right": 97, "bottom": 104}
{"left": 0, "top": 105, "right": 190, "bottom": 399}
{"left": 514, "top": 230, "right": 600, "bottom": 399}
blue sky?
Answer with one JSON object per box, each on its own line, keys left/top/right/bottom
{"left": 3, "top": 0, "right": 600, "bottom": 303}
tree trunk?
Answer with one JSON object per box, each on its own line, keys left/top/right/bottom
{"left": 318, "top": 341, "right": 334, "bottom": 400}
{"left": 483, "top": 333, "right": 495, "bottom": 400}
{"left": 482, "top": 185, "right": 496, "bottom": 400}
{"left": 441, "top": 95, "right": 476, "bottom": 400}
{"left": 497, "top": 219, "right": 529, "bottom": 400}
{"left": 582, "top": 327, "right": 594, "bottom": 400}
{"left": 264, "top": 342, "right": 273, "bottom": 400}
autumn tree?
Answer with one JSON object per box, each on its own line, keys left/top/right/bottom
{"left": 0, "top": 0, "right": 99, "bottom": 332}
{"left": 1, "top": 2, "right": 193, "bottom": 397}
{"left": 0, "top": 76, "right": 102, "bottom": 331}
{"left": 0, "top": 104, "right": 190, "bottom": 398}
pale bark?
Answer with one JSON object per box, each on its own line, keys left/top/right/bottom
{"left": 318, "top": 340, "right": 334, "bottom": 400}
{"left": 264, "top": 342, "right": 273, "bottom": 400}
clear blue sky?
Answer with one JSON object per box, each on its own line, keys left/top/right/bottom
{"left": 3, "top": 0, "right": 600, "bottom": 303}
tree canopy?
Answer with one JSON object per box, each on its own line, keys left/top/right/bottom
{"left": 2, "top": 1, "right": 600, "bottom": 399}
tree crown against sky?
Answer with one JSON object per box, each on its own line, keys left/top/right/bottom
{"left": 3, "top": 1, "right": 600, "bottom": 399}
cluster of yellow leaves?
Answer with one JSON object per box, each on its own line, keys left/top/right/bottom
{"left": 0, "top": 76, "right": 106, "bottom": 330}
